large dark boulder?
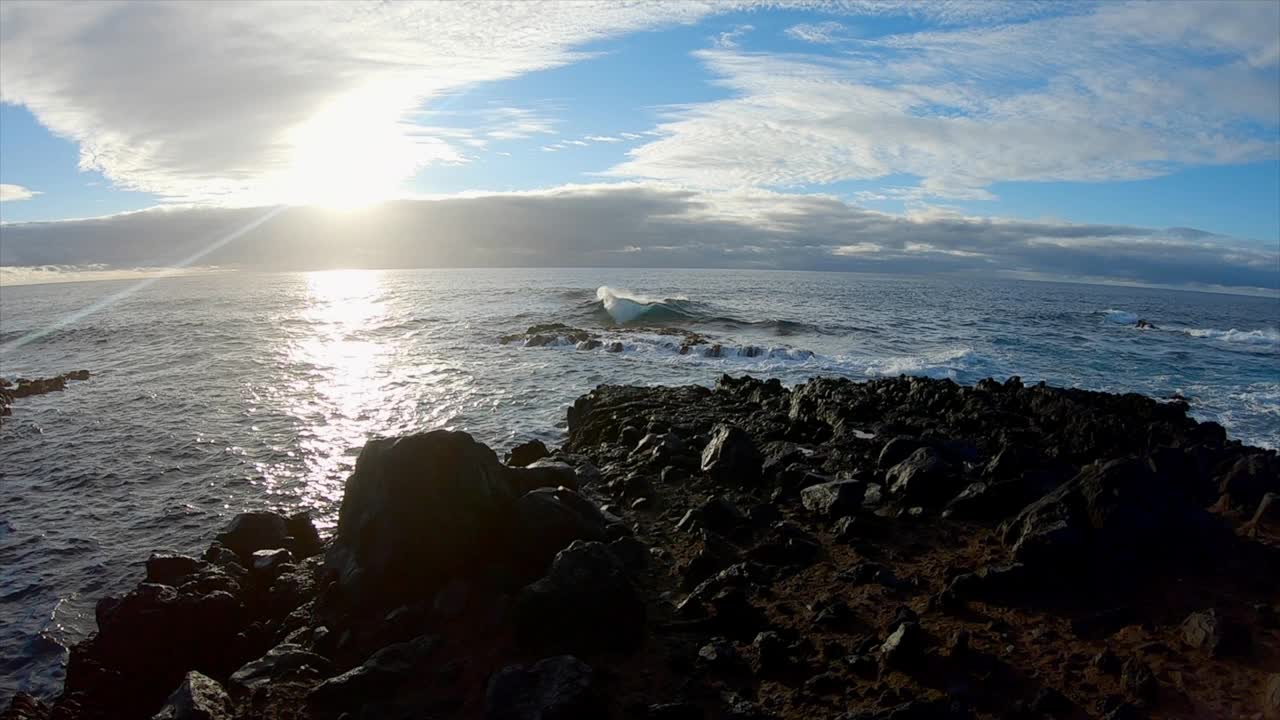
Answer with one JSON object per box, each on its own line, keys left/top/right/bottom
{"left": 701, "top": 425, "right": 762, "bottom": 484}
{"left": 1002, "top": 456, "right": 1226, "bottom": 580}
{"left": 484, "top": 655, "right": 598, "bottom": 720}
{"left": 513, "top": 487, "right": 609, "bottom": 576}
{"left": 323, "top": 431, "right": 524, "bottom": 614}
{"left": 512, "top": 541, "right": 645, "bottom": 654}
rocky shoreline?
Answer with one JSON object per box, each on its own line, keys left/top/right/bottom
{"left": 4, "top": 374, "right": 1278, "bottom": 720}
{"left": 0, "top": 371, "right": 91, "bottom": 421}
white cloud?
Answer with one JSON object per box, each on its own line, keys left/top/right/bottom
{"left": 0, "top": 1, "right": 728, "bottom": 205}
{"left": 585, "top": 135, "right": 622, "bottom": 143}
{"left": 1, "top": 184, "right": 1274, "bottom": 294}
{"left": 612, "top": 2, "right": 1280, "bottom": 201}
{"left": 785, "top": 21, "right": 847, "bottom": 44}
{"left": 0, "top": 184, "right": 41, "bottom": 202}
{"left": 714, "top": 24, "right": 753, "bottom": 49}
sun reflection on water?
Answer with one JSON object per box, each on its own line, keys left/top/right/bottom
{"left": 268, "top": 269, "right": 406, "bottom": 518}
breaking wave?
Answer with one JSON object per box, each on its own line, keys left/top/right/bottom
{"left": 595, "top": 286, "right": 698, "bottom": 324}
{"left": 1184, "top": 327, "right": 1280, "bottom": 347}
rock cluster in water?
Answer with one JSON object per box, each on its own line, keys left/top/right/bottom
{"left": 6, "top": 374, "right": 1280, "bottom": 720}
{"left": 0, "top": 371, "right": 91, "bottom": 421}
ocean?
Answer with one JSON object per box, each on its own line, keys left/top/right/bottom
{"left": 1, "top": 267, "right": 1277, "bottom": 699}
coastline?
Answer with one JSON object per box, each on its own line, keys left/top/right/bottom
{"left": 5, "top": 374, "right": 1278, "bottom": 720}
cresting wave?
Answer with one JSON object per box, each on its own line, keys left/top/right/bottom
{"left": 595, "top": 286, "right": 696, "bottom": 324}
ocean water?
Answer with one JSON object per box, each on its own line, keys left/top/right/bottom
{"left": 1, "top": 267, "right": 1277, "bottom": 699}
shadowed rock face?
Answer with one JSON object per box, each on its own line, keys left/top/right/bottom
{"left": 20, "top": 374, "right": 1280, "bottom": 720}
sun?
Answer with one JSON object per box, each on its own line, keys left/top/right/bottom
{"left": 282, "top": 86, "right": 424, "bottom": 210}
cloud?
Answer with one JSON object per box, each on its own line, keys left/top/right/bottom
{"left": 0, "top": 1, "right": 728, "bottom": 205}
{"left": 714, "top": 24, "right": 753, "bottom": 49}
{"left": 612, "top": 2, "right": 1279, "bottom": 202}
{"left": 785, "top": 21, "right": 848, "bottom": 44}
{"left": 0, "top": 184, "right": 41, "bottom": 202}
{"left": 585, "top": 135, "right": 622, "bottom": 143}
{"left": 2, "top": 184, "right": 1274, "bottom": 294}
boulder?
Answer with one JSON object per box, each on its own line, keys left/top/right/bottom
{"left": 145, "top": 553, "right": 203, "bottom": 586}
{"left": 323, "top": 430, "right": 523, "bottom": 614}
{"left": 800, "top": 481, "right": 864, "bottom": 517}
{"left": 285, "top": 511, "right": 324, "bottom": 558}
{"left": 151, "top": 672, "right": 233, "bottom": 720}
{"left": 513, "top": 487, "right": 609, "bottom": 577}
{"left": 514, "top": 459, "right": 580, "bottom": 493}
{"left": 484, "top": 655, "right": 598, "bottom": 720}
{"left": 877, "top": 437, "right": 924, "bottom": 469}
{"left": 1002, "top": 456, "right": 1225, "bottom": 578}
{"left": 1265, "top": 674, "right": 1280, "bottom": 720}
{"left": 885, "top": 447, "right": 956, "bottom": 506}
{"left": 306, "top": 636, "right": 437, "bottom": 711}
{"left": 675, "top": 495, "right": 746, "bottom": 535}
{"left": 215, "top": 512, "right": 289, "bottom": 561}
{"left": 508, "top": 439, "right": 550, "bottom": 468}
{"left": 229, "top": 643, "right": 330, "bottom": 690}
{"left": 2, "top": 694, "right": 50, "bottom": 720}
{"left": 513, "top": 541, "right": 645, "bottom": 654}
{"left": 701, "top": 425, "right": 762, "bottom": 484}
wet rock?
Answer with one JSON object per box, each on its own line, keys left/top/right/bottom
{"left": 285, "top": 510, "right": 324, "bottom": 558}
{"left": 145, "top": 553, "right": 203, "bottom": 586}
{"left": 252, "top": 548, "right": 292, "bottom": 577}
{"left": 508, "top": 439, "right": 550, "bottom": 468}
{"left": 215, "top": 512, "right": 289, "bottom": 561}
{"left": 516, "top": 458, "right": 581, "bottom": 494}
{"left": 229, "top": 642, "right": 330, "bottom": 690}
{"left": 151, "top": 671, "right": 233, "bottom": 720}
{"left": 485, "top": 655, "right": 598, "bottom": 720}
{"left": 801, "top": 480, "right": 865, "bottom": 517}
{"left": 701, "top": 425, "right": 762, "bottom": 484}
{"left": 513, "top": 540, "right": 645, "bottom": 654}
{"left": 3, "top": 693, "right": 50, "bottom": 720}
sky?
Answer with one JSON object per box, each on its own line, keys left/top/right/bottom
{"left": 0, "top": 0, "right": 1277, "bottom": 294}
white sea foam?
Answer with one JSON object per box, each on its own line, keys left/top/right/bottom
{"left": 596, "top": 286, "right": 690, "bottom": 324}
{"left": 1102, "top": 309, "right": 1138, "bottom": 324}
{"left": 1184, "top": 327, "right": 1280, "bottom": 347}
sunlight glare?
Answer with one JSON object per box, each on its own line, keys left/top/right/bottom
{"left": 283, "top": 86, "right": 424, "bottom": 210}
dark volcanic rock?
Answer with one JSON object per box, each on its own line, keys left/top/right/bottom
{"left": 229, "top": 642, "right": 330, "bottom": 690}
{"left": 1002, "top": 456, "right": 1226, "bottom": 580}
{"left": 513, "top": 540, "right": 645, "bottom": 654}
{"left": 701, "top": 425, "right": 762, "bottom": 484}
{"left": 145, "top": 553, "right": 203, "bottom": 586}
{"left": 151, "top": 671, "right": 233, "bottom": 720}
{"left": 508, "top": 439, "right": 551, "bottom": 467}
{"left": 801, "top": 480, "right": 865, "bottom": 517}
{"left": 1181, "top": 609, "right": 1249, "bottom": 657}
{"left": 484, "top": 655, "right": 598, "bottom": 720}
{"left": 886, "top": 447, "right": 957, "bottom": 506}
{"left": 514, "top": 486, "right": 609, "bottom": 574}
{"left": 306, "top": 635, "right": 437, "bottom": 713}
{"left": 322, "top": 430, "right": 523, "bottom": 615}
{"left": 215, "top": 512, "right": 289, "bottom": 561}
